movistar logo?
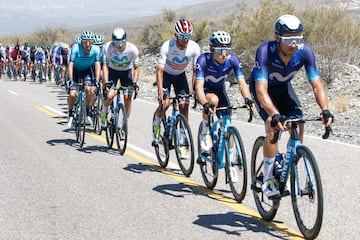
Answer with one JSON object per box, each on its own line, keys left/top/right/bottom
{"left": 172, "top": 56, "right": 188, "bottom": 63}
{"left": 114, "top": 55, "right": 128, "bottom": 62}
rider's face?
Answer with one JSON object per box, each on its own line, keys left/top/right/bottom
{"left": 82, "top": 40, "right": 93, "bottom": 53}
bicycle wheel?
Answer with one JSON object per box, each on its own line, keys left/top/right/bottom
{"left": 197, "top": 122, "right": 218, "bottom": 189}
{"left": 152, "top": 111, "right": 169, "bottom": 168}
{"left": 173, "top": 114, "right": 195, "bottom": 177}
{"left": 75, "top": 99, "right": 86, "bottom": 148}
{"left": 114, "top": 103, "right": 128, "bottom": 155}
{"left": 225, "top": 126, "right": 247, "bottom": 203}
{"left": 251, "top": 136, "right": 280, "bottom": 221}
{"left": 291, "top": 145, "right": 323, "bottom": 240}
{"left": 105, "top": 108, "right": 115, "bottom": 149}
{"left": 93, "top": 90, "right": 103, "bottom": 135}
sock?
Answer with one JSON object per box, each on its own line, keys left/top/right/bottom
{"left": 263, "top": 157, "right": 275, "bottom": 182}
{"left": 201, "top": 120, "right": 209, "bottom": 135}
{"left": 153, "top": 115, "right": 161, "bottom": 126}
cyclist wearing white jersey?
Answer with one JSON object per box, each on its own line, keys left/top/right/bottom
{"left": 152, "top": 18, "right": 201, "bottom": 143}
{"left": 100, "top": 28, "right": 140, "bottom": 127}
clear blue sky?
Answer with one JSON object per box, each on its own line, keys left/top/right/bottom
{"left": 0, "top": 0, "right": 220, "bottom": 38}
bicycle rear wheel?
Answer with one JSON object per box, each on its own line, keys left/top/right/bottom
{"left": 225, "top": 126, "right": 247, "bottom": 203}
{"left": 251, "top": 136, "right": 280, "bottom": 221}
{"left": 114, "top": 103, "right": 128, "bottom": 155}
{"left": 152, "top": 111, "right": 169, "bottom": 168}
{"left": 174, "top": 114, "right": 195, "bottom": 177}
{"left": 291, "top": 145, "right": 323, "bottom": 240}
{"left": 75, "top": 99, "right": 86, "bottom": 148}
{"left": 197, "top": 122, "right": 218, "bottom": 189}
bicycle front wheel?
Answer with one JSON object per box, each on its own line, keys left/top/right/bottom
{"left": 291, "top": 145, "right": 323, "bottom": 240}
{"left": 75, "top": 99, "right": 86, "bottom": 148}
{"left": 114, "top": 103, "right": 128, "bottom": 155}
{"left": 225, "top": 126, "right": 247, "bottom": 203}
{"left": 197, "top": 122, "right": 218, "bottom": 189}
{"left": 152, "top": 111, "right": 169, "bottom": 168}
{"left": 251, "top": 136, "right": 280, "bottom": 221}
{"left": 174, "top": 114, "right": 195, "bottom": 177}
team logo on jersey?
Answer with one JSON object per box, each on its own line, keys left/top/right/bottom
{"left": 269, "top": 71, "right": 297, "bottom": 82}
{"left": 205, "top": 74, "right": 227, "bottom": 84}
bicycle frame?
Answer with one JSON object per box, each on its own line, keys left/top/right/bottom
{"left": 164, "top": 97, "right": 180, "bottom": 149}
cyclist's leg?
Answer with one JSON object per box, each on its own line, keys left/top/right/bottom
{"left": 118, "top": 69, "right": 134, "bottom": 119}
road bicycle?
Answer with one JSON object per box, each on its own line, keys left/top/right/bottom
{"left": 197, "top": 105, "right": 252, "bottom": 202}
{"left": 250, "top": 117, "right": 332, "bottom": 239}
{"left": 72, "top": 79, "right": 87, "bottom": 148}
{"left": 151, "top": 94, "right": 195, "bottom": 177}
{"left": 54, "top": 65, "right": 61, "bottom": 86}
{"left": 103, "top": 83, "right": 136, "bottom": 155}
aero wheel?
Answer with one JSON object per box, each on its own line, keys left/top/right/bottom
{"left": 225, "top": 126, "right": 247, "bottom": 203}
{"left": 251, "top": 136, "right": 280, "bottom": 221}
{"left": 174, "top": 114, "right": 195, "bottom": 177}
{"left": 197, "top": 122, "right": 218, "bottom": 189}
{"left": 291, "top": 145, "right": 323, "bottom": 240}
{"left": 152, "top": 111, "right": 169, "bottom": 168}
{"left": 114, "top": 103, "right": 128, "bottom": 155}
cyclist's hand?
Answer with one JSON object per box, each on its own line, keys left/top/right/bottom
{"left": 157, "top": 92, "right": 164, "bottom": 105}
{"left": 320, "top": 109, "right": 334, "bottom": 126}
{"left": 270, "top": 114, "right": 286, "bottom": 130}
{"left": 244, "top": 97, "right": 254, "bottom": 109}
{"left": 66, "top": 79, "right": 73, "bottom": 89}
{"left": 203, "top": 102, "right": 215, "bottom": 115}
{"left": 133, "top": 82, "right": 140, "bottom": 91}
{"left": 95, "top": 79, "right": 100, "bottom": 88}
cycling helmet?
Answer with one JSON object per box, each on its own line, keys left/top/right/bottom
{"left": 62, "top": 43, "right": 70, "bottom": 50}
{"left": 80, "top": 30, "right": 95, "bottom": 41}
{"left": 174, "top": 19, "right": 193, "bottom": 36}
{"left": 209, "top": 31, "right": 232, "bottom": 47}
{"left": 274, "top": 14, "right": 303, "bottom": 35}
{"left": 94, "top": 34, "right": 105, "bottom": 45}
{"left": 112, "top": 28, "right": 126, "bottom": 40}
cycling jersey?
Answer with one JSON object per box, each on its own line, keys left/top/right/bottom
{"left": 195, "top": 52, "right": 245, "bottom": 88}
{"left": 249, "top": 40, "right": 320, "bottom": 120}
{"left": 104, "top": 41, "right": 139, "bottom": 71}
{"left": 249, "top": 40, "right": 320, "bottom": 86}
{"left": 70, "top": 43, "right": 100, "bottom": 72}
{"left": 158, "top": 39, "right": 200, "bottom": 75}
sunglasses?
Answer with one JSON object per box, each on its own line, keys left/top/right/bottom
{"left": 113, "top": 40, "right": 126, "bottom": 46}
{"left": 177, "top": 34, "right": 192, "bottom": 40}
{"left": 279, "top": 36, "right": 303, "bottom": 46}
{"left": 213, "top": 47, "right": 231, "bottom": 55}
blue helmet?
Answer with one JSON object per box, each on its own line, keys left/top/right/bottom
{"left": 94, "top": 34, "right": 105, "bottom": 45}
{"left": 209, "top": 31, "right": 232, "bottom": 47}
{"left": 274, "top": 14, "right": 303, "bottom": 35}
{"left": 80, "top": 30, "right": 95, "bottom": 41}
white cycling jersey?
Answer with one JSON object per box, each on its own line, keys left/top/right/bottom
{"left": 158, "top": 39, "right": 200, "bottom": 76}
{"left": 104, "top": 41, "right": 139, "bottom": 71}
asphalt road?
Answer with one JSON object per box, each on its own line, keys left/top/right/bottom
{"left": 1, "top": 75, "right": 359, "bottom": 240}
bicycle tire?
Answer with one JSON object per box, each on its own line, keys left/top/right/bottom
{"left": 225, "top": 126, "right": 247, "bottom": 203}
{"left": 94, "top": 90, "right": 103, "bottom": 135}
{"left": 197, "top": 122, "right": 218, "bottom": 189}
{"left": 152, "top": 111, "right": 169, "bottom": 168}
{"left": 291, "top": 145, "right": 323, "bottom": 240}
{"left": 173, "top": 114, "right": 195, "bottom": 177}
{"left": 75, "top": 98, "right": 86, "bottom": 148}
{"left": 105, "top": 111, "right": 115, "bottom": 149}
{"left": 251, "top": 136, "right": 280, "bottom": 221}
{"left": 114, "top": 103, "right": 128, "bottom": 155}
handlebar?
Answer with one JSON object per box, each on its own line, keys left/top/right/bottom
{"left": 270, "top": 117, "right": 333, "bottom": 144}
{"left": 205, "top": 105, "right": 253, "bottom": 123}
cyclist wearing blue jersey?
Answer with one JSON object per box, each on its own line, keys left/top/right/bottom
{"left": 67, "top": 30, "right": 101, "bottom": 128}
{"left": 152, "top": 19, "right": 201, "bottom": 147}
{"left": 195, "top": 31, "right": 253, "bottom": 154}
{"left": 249, "top": 14, "right": 334, "bottom": 198}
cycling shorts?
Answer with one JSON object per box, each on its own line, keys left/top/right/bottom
{"left": 162, "top": 71, "right": 190, "bottom": 103}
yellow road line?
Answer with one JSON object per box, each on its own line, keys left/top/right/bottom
{"left": 36, "top": 105, "right": 305, "bottom": 239}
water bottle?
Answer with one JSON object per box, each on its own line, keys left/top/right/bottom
{"left": 274, "top": 152, "right": 283, "bottom": 177}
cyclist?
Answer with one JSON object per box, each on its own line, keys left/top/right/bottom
{"left": 34, "top": 46, "right": 46, "bottom": 80}
{"left": 67, "top": 30, "right": 101, "bottom": 128}
{"left": 100, "top": 28, "right": 140, "bottom": 126}
{"left": 152, "top": 18, "right": 201, "bottom": 156}
{"left": 93, "top": 34, "right": 105, "bottom": 80}
{"left": 20, "top": 42, "right": 30, "bottom": 77}
{"left": 195, "top": 31, "right": 253, "bottom": 155}
{"left": 59, "top": 43, "right": 70, "bottom": 85}
{"left": 0, "top": 43, "right": 5, "bottom": 75}
{"left": 249, "top": 14, "right": 334, "bottom": 198}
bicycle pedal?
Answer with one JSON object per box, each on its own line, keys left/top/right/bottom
{"left": 151, "top": 140, "right": 158, "bottom": 147}
{"left": 281, "top": 190, "right": 290, "bottom": 197}
{"left": 196, "top": 157, "right": 206, "bottom": 165}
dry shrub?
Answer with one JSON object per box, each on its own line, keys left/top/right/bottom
{"left": 331, "top": 96, "right": 349, "bottom": 113}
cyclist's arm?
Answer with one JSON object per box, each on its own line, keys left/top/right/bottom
{"left": 237, "top": 77, "right": 251, "bottom": 99}
{"left": 94, "top": 61, "right": 101, "bottom": 81}
{"left": 132, "top": 65, "right": 139, "bottom": 84}
{"left": 68, "top": 61, "right": 74, "bottom": 80}
{"left": 156, "top": 64, "right": 164, "bottom": 103}
{"left": 102, "top": 61, "right": 109, "bottom": 84}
